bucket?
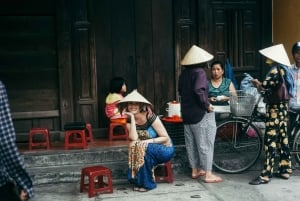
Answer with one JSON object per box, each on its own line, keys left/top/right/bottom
{"left": 166, "top": 101, "right": 181, "bottom": 117}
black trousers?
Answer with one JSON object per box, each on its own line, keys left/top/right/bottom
{"left": 0, "top": 182, "right": 21, "bottom": 201}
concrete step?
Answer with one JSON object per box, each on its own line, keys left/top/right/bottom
{"left": 22, "top": 145, "right": 190, "bottom": 185}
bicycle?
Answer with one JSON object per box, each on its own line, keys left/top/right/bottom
{"left": 213, "top": 89, "right": 300, "bottom": 173}
{"left": 213, "top": 89, "right": 263, "bottom": 173}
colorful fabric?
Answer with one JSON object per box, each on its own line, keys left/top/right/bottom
{"left": 127, "top": 114, "right": 174, "bottom": 190}
{"left": 0, "top": 81, "right": 33, "bottom": 198}
{"left": 105, "top": 93, "right": 124, "bottom": 118}
{"left": 260, "top": 67, "right": 292, "bottom": 177}
{"left": 261, "top": 103, "right": 292, "bottom": 177}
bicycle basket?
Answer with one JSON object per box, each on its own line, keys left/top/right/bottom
{"left": 229, "top": 89, "right": 257, "bottom": 116}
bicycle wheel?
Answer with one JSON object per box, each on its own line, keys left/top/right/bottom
{"left": 213, "top": 118, "right": 263, "bottom": 173}
{"left": 292, "top": 129, "right": 300, "bottom": 164}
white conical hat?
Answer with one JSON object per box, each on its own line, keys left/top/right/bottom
{"left": 259, "top": 44, "right": 291, "bottom": 66}
{"left": 118, "top": 89, "right": 152, "bottom": 105}
{"left": 180, "top": 45, "right": 214, "bottom": 65}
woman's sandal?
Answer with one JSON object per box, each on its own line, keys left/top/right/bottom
{"left": 280, "top": 173, "right": 290, "bottom": 180}
{"left": 203, "top": 176, "right": 223, "bottom": 183}
{"left": 133, "top": 187, "right": 140, "bottom": 191}
{"left": 273, "top": 172, "right": 290, "bottom": 180}
{"left": 192, "top": 172, "right": 206, "bottom": 179}
{"left": 138, "top": 187, "right": 148, "bottom": 192}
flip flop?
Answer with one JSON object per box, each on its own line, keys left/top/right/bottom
{"left": 203, "top": 176, "right": 223, "bottom": 183}
{"left": 280, "top": 174, "right": 290, "bottom": 180}
{"left": 138, "top": 188, "right": 148, "bottom": 192}
{"left": 192, "top": 172, "right": 205, "bottom": 179}
{"left": 133, "top": 187, "right": 140, "bottom": 191}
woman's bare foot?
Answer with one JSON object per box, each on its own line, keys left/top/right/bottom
{"left": 203, "top": 174, "right": 223, "bottom": 183}
{"left": 192, "top": 169, "right": 206, "bottom": 179}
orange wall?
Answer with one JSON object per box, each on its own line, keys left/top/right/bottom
{"left": 273, "top": 0, "right": 300, "bottom": 63}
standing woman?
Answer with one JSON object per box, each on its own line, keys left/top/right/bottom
{"left": 118, "top": 90, "right": 174, "bottom": 192}
{"left": 250, "top": 44, "right": 295, "bottom": 185}
{"left": 178, "top": 45, "right": 223, "bottom": 183}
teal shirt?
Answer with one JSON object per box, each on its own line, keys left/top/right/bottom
{"left": 209, "top": 77, "right": 231, "bottom": 105}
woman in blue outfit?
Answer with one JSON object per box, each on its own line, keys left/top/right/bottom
{"left": 118, "top": 90, "right": 174, "bottom": 192}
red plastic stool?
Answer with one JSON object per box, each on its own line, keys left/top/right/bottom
{"left": 29, "top": 128, "right": 50, "bottom": 150}
{"left": 109, "top": 121, "right": 128, "bottom": 141}
{"left": 64, "top": 129, "right": 87, "bottom": 150}
{"left": 85, "top": 123, "right": 93, "bottom": 143}
{"left": 80, "top": 165, "right": 113, "bottom": 198}
{"left": 154, "top": 161, "right": 173, "bottom": 183}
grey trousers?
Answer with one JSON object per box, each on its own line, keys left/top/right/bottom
{"left": 184, "top": 112, "right": 216, "bottom": 171}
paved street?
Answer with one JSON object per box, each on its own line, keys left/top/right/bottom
{"left": 31, "top": 169, "right": 300, "bottom": 201}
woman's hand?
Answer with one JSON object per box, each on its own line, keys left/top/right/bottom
{"left": 251, "top": 79, "right": 261, "bottom": 88}
{"left": 209, "top": 97, "right": 217, "bottom": 102}
{"left": 208, "top": 104, "right": 214, "bottom": 112}
{"left": 140, "top": 139, "right": 153, "bottom": 146}
{"left": 124, "top": 111, "right": 134, "bottom": 118}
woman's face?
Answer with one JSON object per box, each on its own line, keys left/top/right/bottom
{"left": 127, "top": 102, "right": 140, "bottom": 114}
{"left": 211, "top": 64, "right": 224, "bottom": 80}
{"left": 265, "top": 58, "right": 274, "bottom": 65}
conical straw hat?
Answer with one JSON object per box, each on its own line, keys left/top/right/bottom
{"left": 118, "top": 89, "right": 152, "bottom": 105}
{"left": 181, "top": 45, "right": 214, "bottom": 65}
{"left": 259, "top": 44, "right": 291, "bottom": 66}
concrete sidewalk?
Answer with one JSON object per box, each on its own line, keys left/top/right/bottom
{"left": 30, "top": 169, "right": 300, "bottom": 201}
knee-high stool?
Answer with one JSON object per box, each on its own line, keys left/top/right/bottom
{"left": 109, "top": 118, "right": 128, "bottom": 141}
{"left": 29, "top": 128, "right": 50, "bottom": 150}
{"left": 80, "top": 165, "right": 113, "bottom": 198}
{"left": 64, "top": 122, "right": 87, "bottom": 150}
{"left": 154, "top": 161, "right": 174, "bottom": 183}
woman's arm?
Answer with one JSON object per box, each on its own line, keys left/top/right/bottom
{"left": 150, "top": 118, "right": 171, "bottom": 145}
{"left": 228, "top": 82, "right": 237, "bottom": 97}
{"left": 124, "top": 112, "right": 139, "bottom": 141}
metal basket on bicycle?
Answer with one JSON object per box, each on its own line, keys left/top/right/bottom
{"left": 229, "top": 89, "right": 258, "bottom": 116}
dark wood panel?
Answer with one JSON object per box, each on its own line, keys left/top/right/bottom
{"left": 111, "top": 0, "right": 136, "bottom": 88}
{"left": 0, "top": 0, "right": 55, "bottom": 15}
{"left": 152, "top": 0, "right": 174, "bottom": 114}
{"left": 135, "top": 0, "right": 154, "bottom": 102}
{"left": 8, "top": 89, "right": 59, "bottom": 112}
{"left": 209, "top": 3, "right": 259, "bottom": 72}
{"left": 174, "top": 0, "right": 197, "bottom": 101}
{"left": 13, "top": 117, "right": 60, "bottom": 133}
{"left": 92, "top": 0, "right": 113, "bottom": 128}
{"left": 72, "top": 0, "right": 98, "bottom": 126}
{"left": 56, "top": 0, "right": 74, "bottom": 126}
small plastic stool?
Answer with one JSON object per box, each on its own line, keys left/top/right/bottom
{"left": 154, "top": 161, "right": 173, "bottom": 183}
{"left": 80, "top": 165, "right": 113, "bottom": 198}
{"left": 64, "top": 122, "right": 87, "bottom": 150}
{"left": 29, "top": 128, "right": 50, "bottom": 150}
{"left": 109, "top": 120, "right": 128, "bottom": 141}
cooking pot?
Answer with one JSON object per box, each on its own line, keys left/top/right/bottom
{"left": 166, "top": 101, "right": 181, "bottom": 117}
